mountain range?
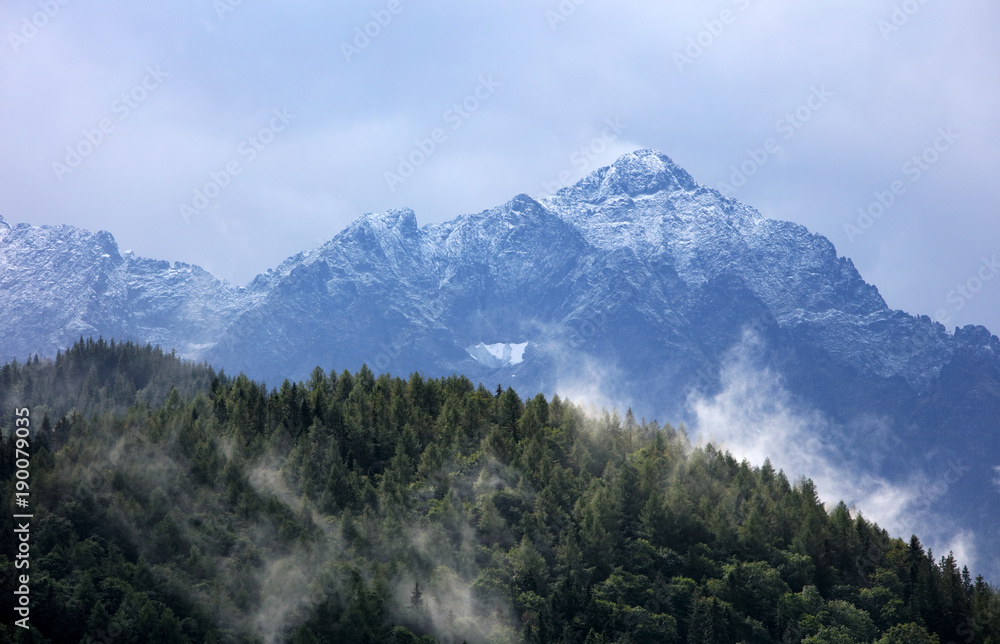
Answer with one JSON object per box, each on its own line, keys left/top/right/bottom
{"left": 2, "top": 149, "right": 998, "bottom": 576}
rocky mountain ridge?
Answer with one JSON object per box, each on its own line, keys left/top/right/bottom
{"left": 2, "top": 150, "right": 998, "bottom": 574}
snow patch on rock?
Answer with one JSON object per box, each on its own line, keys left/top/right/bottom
{"left": 466, "top": 342, "right": 528, "bottom": 368}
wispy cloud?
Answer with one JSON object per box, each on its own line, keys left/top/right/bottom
{"left": 689, "top": 329, "right": 979, "bottom": 572}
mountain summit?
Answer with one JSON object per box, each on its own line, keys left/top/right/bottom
{"left": 2, "top": 149, "right": 999, "bottom": 574}
{"left": 555, "top": 149, "right": 700, "bottom": 201}
{"left": 0, "top": 149, "right": 986, "bottom": 406}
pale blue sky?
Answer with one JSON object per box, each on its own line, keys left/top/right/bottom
{"left": 2, "top": 0, "right": 998, "bottom": 332}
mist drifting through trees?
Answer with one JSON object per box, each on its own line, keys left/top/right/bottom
{"left": 1, "top": 339, "right": 999, "bottom": 643}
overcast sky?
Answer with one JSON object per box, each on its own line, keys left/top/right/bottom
{"left": 2, "top": 0, "right": 998, "bottom": 333}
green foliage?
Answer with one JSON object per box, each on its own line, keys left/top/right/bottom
{"left": 875, "top": 622, "right": 938, "bottom": 644}
{"left": 1, "top": 338, "right": 999, "bottom": 642}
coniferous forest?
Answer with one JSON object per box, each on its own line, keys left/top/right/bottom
{"left": 1, "top": 339, "right": 999, "bottom": 643}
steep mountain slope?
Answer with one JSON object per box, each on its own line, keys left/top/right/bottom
{"left": 0, "top": 215, "right": 246, "bottom": 359}
{"left": 2, "top": 150, "right": 998, "bottom": 576}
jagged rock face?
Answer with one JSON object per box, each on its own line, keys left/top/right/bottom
{"left": 0, "top": 149, "right": 993, "bottom": 421}
{"left": 0, "top": 218, "right": 243, "bottom": 361}
{"left": 2, "top": 150, "right": 999, "bottom": 572}
{"left": 0, "top": 149, "right": 991, "bottom": 419}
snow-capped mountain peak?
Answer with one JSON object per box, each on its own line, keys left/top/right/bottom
{"left": 4, "top": 147, "right": 998, "bottom": 580}
{"left": 555, "top": 149, "right": 699, "bottom": 204}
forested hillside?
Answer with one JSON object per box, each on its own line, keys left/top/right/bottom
{"left": 1, "top": 340, "right": 999, "bottom": 643}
